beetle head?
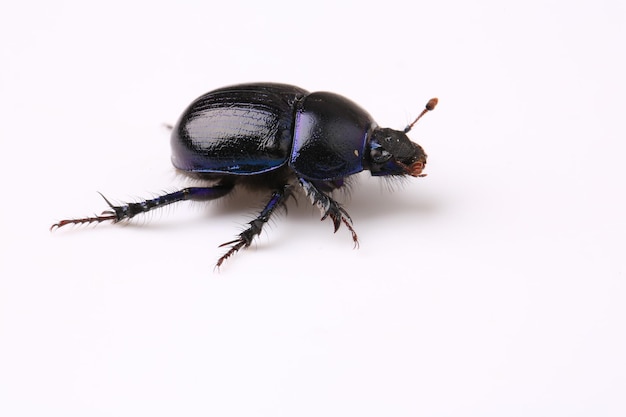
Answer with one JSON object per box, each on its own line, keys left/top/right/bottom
{"left": 367, "top": 128, "right": 427, "bottom": 177}
{"left": 365, "top": 97, "right": 437, "bottom": 177}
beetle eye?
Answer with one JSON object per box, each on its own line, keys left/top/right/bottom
{"left": 370, "top": 147, "right": 391, "bottom": 163}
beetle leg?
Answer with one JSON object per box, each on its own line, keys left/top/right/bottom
{"left": 50, "top": 185, "right": 234, "bottom": 230}
{"left": 298, "top": 178, "right": 359, "bottom": 247}
{"left": 216, "top": 185, "right": 293, "bottom": 268}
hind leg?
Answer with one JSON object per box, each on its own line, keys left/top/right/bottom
{"left": 51, "top": 185, "right": 234, "bottom": 229}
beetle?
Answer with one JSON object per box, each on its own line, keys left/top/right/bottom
{"left": 51, "top": 83, "right": 437, "bottom": 267}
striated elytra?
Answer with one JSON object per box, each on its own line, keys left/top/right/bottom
{"left": 52, "top": 83, "right": 438, "bottom": 267}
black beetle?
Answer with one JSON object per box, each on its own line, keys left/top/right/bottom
{"left": 52, "top": 83, "right": 437, "bottom": 267}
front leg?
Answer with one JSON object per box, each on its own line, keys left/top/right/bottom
{"left": 298, "top": 178, "right": 358, "bottom": 247}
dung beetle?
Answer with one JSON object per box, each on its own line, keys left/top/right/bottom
{"left": 52, "top": 83, "right": 437, "bottom": 267}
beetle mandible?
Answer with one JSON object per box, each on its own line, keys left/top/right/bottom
{"left": 51, "top": 83, "right": 438, "bottom": 267}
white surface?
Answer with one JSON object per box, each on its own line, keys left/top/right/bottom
{"left": 1, "top": 1, "right": 625, "bottom": 416}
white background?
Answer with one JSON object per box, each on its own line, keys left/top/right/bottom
{"left": 1, "top": 0, "right": 625, "bottom": 415}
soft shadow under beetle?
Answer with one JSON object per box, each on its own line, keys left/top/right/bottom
{"left": 52, "top": 83, "right": 437, "bottom": 267}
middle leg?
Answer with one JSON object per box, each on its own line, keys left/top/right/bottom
{"left": 216, "top": 184, "right": 294, "bottom": 267}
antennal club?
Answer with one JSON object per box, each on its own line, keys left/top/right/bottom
{"left": 403, "top": 97, "right": 438, "bottom": 133}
